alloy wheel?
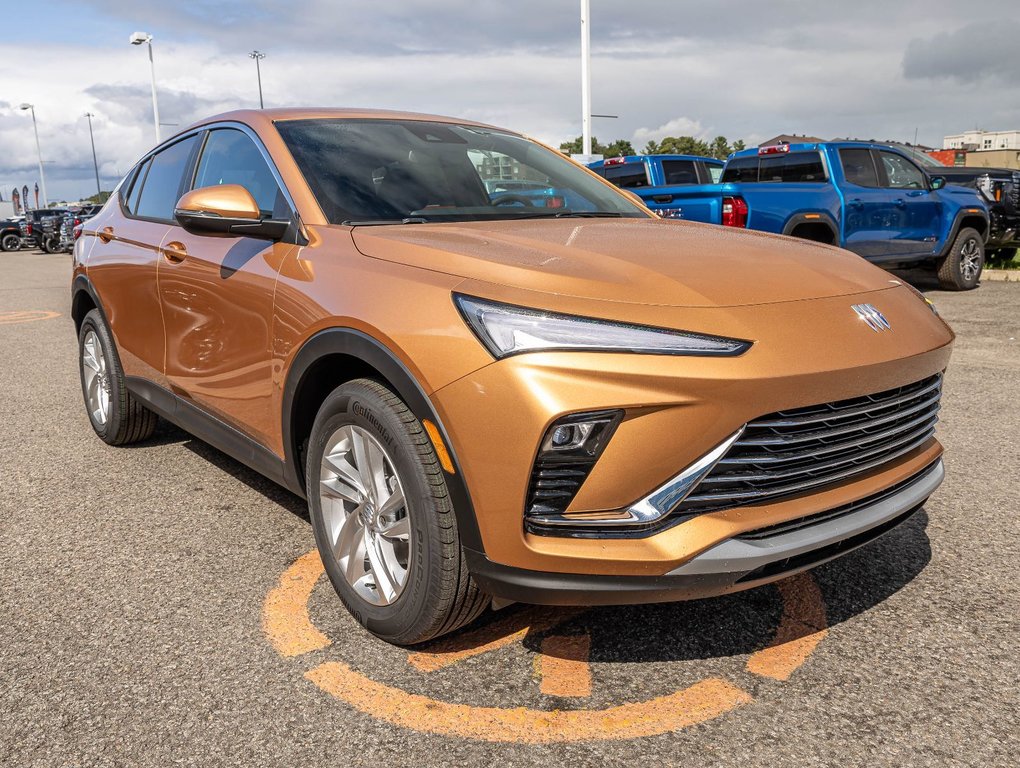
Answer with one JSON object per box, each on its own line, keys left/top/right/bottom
{"left": 319, "top": 425, "right": 411, "bottom": 606}
{"left": 960, "top": 238, "right": 982, "bottom": 282}
{"left": 81, "top": 330, "right": 111, "bottom": 426}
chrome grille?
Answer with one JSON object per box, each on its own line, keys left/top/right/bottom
{"left": 1011, "top": 172, "right": 1020, "bottom": 210}
{"left": 678, "top": 374, "right": 942, "bottom": 515}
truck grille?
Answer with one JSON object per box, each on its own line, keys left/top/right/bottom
{"left": 1011, "top": 172, "right": 1020, "bottom": 210}
{"left": 677, "top": 374, "right": 942, "bottom": 515}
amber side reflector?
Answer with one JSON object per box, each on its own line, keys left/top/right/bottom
{"left": 422, "top": 419, "right": 455, "bottom": 474}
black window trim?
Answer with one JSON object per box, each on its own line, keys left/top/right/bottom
{"left": 120, "top": 130, "right": 204, "bottom": 225}
{"left": 874, "top": 148, "right": 930, "bottom": 192}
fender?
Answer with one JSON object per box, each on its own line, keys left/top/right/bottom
{"left": 782, "top": 212, "right": 839, "bottom": 242}
{"left": 281, "top": 328, "right": 485, "bottom": 554}
{"left": 71, "top": 273, "right": 109, "bottom": 333}
{"left": 938, "top": 207, "right": 990, "bottom": 258}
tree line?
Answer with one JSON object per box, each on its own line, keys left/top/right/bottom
{"left": 559, "top": 135, "right": 746, "bottom": 160}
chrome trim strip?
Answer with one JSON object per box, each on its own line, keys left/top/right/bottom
{"left": 667, "top": 459, "right": 943, "bottom": 577}
{"left": 527, "top": 428, "right": 744, "bottom": 529}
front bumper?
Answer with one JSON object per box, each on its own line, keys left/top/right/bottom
{"left": 466, "top": 459, "right": 942, "bottom": 605}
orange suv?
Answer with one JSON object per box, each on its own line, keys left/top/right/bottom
{"left": 73, "top": 109, "right": 953, "bottom": 644}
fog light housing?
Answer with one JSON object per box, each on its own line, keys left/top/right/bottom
{"left": 525, "top": 410, "right": 623, "bottom": 523}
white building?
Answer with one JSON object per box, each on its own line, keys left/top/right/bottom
{"left": 943, "top": 130, "right": 1020, "bottom": 151}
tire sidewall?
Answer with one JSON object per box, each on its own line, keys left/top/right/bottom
{"left": 953, "top": 228, "right": 983, "bottom": 289}
{"left": 306, "top": 382, "right": 440, "bottom": 640}
{"left": 78, "top": 310, "right": 123, "bottom": 441}
{"left": 1, "top": 233, "right": 19, "bottom": 252}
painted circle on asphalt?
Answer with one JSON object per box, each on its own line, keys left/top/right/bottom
{"left": 0, "top": 310, "right": 61, "bottom": 325}
{"left": 263, "top": 550, "right": 830, "bottom": 743}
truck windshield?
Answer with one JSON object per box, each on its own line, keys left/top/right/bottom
{"left": 275, "top": 119, "right": 647, "bottom": 224}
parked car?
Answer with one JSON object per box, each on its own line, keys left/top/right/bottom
{"left": 645, "top": 142, "right": 990, "bottom": 290}
{"left": 59, "top": 204, "right": 102, "bottom": 252}
{"left": 588, "top": 154, "right": 724, "bottom": 222}
{"left": 1, "top": 216, "right": 25, "bottom": 251}
{"left": 20, "top": 208, "right": 70, "bottom": 253}
{"left": 73, "top": 109, "right": 953, "bottom": 644}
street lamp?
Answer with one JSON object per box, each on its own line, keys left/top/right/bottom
{"left": 84, "top": 113, "right": 101, "bottom": 196}
{"left": 129, "top": 31, "right": 161, "bottom": 144}
{"left": 19, "top": 103, "right": 48, "bottom": 209}
{"left": 580, "top": 0, "right": 592, "bottom": 158}
{"left": 249, "top": 50, "right": 266, "bottom": 109}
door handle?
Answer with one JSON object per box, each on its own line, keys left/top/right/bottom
{"left": 98, "top": 226, "right": 114, "bottom": 243}
{"left": 894, "top": 199, "right": 906, "bottom": 208}
{"left": 652, "top": 194, "right": 674, "bottom": 204}
{"left": 162, "top": 241, "right": 187, "bottom": 263}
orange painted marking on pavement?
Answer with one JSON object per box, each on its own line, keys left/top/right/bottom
{"left": 0, "top": 310, "right": 60, "bottom": 325}
{"left": 262, "top": 550, "right": 331, "bottom": 658}
{"left": 407, "top": 605, "right": 586, "bottom": 673}
{"left": 537, "top": 634, "right": 592, "bottom": 698}
{"left": 746, "top": 573, "right": 829, "bottom": 681}
{"left": 305, "top": 661, "right": 752, "bottom": 743}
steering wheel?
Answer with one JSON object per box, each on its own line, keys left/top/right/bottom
{"left": 491, "top": 194, "right": 536, "bottom": 207}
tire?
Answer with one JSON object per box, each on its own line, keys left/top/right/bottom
{"left": 42, "top": 235, "right": 59, "bottom": 254}
{"left": 1, "top": 233, "right": 19, "bottom": 252}
{"left": 937, "top": 227, "right": 984, "bottom": 290}
{"left": 78, "top": 309, "right": 158, "bottom": 445}
{"left": 306, "top": 378, "right": 488, "bottom": 645}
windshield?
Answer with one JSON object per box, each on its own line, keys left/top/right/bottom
{"left": 275, "top": 118, "right": 648, "bottom": 224}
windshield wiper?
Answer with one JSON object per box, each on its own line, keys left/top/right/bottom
{"left": 553, "top": 211, "right": 624, "bottom": 218}
{"left": 341, "top": 216, "right": 429, "bottom": 226}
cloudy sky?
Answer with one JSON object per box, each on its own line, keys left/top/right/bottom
{"left": 2, "top": 0, "right": 1019, "bottom": 203}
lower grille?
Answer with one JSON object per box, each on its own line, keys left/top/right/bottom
{"left": 677, "top": 374, "right": 942, "bottom": 516}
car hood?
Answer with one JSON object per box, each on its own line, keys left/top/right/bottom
{"left": 350, "top": 218, "right": 896, "bottom": 308}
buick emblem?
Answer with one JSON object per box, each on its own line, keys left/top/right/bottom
{"left": 852, "top": 304, "right": 891, "bottom": 332}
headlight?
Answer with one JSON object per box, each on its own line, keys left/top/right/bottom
{"left": 454, "top": 294, "right": 751, "bottom": 359}
{"left": 900, "top": 281, "right": 939, "bottom": 316}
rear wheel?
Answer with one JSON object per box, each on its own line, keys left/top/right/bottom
{"left": 78, "top": 309, "right": 158, "bottom": 445}
{"left": 306, "top": 379, "right": 488, "bottom": 645}
{"left": 937, "top": 227, "right": 983, "bottom": 290}
{"left": 42, "top": 235, "right": 60, "bottom": 254}
{"left": 1, "top": 233, "right": 19, "bottom": 252}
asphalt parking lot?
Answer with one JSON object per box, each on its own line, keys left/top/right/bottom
{"left": 1, "top": 249, "right": 1018, "bottom": 767}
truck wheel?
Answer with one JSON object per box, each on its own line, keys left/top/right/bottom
{"left": 42, "top": 235, "right": 60, "bottom": 254}
{"left": 937, "top": 227, "right": 983, "bottom": 290}
{"left": 306, "top": 379, "right": 489, "bottom": 645}
{"left": 1, "top": 233, "right": 19, "bottom": 252}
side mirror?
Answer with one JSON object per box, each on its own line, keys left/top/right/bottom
{"left": 174, "top": 184, "right": 289, "bottom": 240}
{"left": 930, "top": 176, "right": 946, "bottom": 190}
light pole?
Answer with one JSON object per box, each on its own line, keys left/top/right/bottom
{"left": 84, "top": 113, "right": 101, "bottom": 196}
{"left": 249, "top": 50, "right": 266, "bottom": 109}
{"left": 130, "top": 31, "right": 161, "bottom": 144}
{"left": 19, "top": 103, "right": 48, "bottom": 208}
{"left": 580, "top": 0, "right": 592, "bottom": 158}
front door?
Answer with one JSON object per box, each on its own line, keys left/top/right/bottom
{"left": 158, "top": 127, "right": 294, "bottom": 449}
{"left": 875, "top": 150, "right": 940, "bottom": 258}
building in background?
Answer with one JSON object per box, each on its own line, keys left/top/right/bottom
{"left": 943, "top": 130, "right": 1020, "bottom": 151}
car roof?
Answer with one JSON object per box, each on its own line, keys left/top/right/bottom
{"left": 182, "top": 108, "right": 505, "bottom": 134}
{"left": 729, "top": 141, "right": 908, "bottom": 160}
{"left": 591, "top": 154, "right": 722, "bottom": 166}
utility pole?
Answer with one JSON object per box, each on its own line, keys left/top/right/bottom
{"left": 249, "top": 50, "right": 266, "bottom": 109}
{"left": 130, "top": 32, "right": 161, "bottom": 144}
{"left": 580, "top": 0, "right": 592, "bottom": 158}
{"left": 84, "top": 113, "right": 101, "bottom": 195}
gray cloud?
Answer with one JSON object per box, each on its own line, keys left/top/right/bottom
{"left": 903, "top": 21, "right": 1020, "bottom": 83}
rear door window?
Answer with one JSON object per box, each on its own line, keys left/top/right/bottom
{"left": 660, "top": 159, "right": 698, "bottom": 185}
{"left": 124, "top": 160, "right": 150, "bottom": 215}
{"left": 840, "top": 148, "right": 880, "bottom": 187}
{"left": 721, "top": 156, "right": 758, "bottom": 183}
{"left": 134, "top": 135, "right": 200, "bottom": 221}
{"left": 602, "top": 162, "right": 649, "bottom": 188}
{"left": 759, "top": 152, "right": 826, "bottom": 182}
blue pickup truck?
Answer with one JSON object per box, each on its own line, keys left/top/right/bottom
{"left": 593, "top": 142, "right": 990, "bottom": 290}
{"left": 588, "top": 154, "right": 724, "bottom": 225}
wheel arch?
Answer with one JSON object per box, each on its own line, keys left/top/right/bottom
{"left": 782, "top": 212, "right": 838, "bottom": 244}
{"left": 71, "top": 274, "right": 106, "bottom": 333}
{"left": 281, "top": 328, "right": 485, "bottom": 553}
{"left": 940, "top": 210, "right": 990, "bottom": 257}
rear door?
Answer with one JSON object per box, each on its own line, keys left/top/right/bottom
{"left": 86, "top": 135, "right": 200, "bottom": 386}
{"left": 157, "top": 126, "right": 295, "bottom": 448}
{"left": 838, "top": 147, "right": 898, "bottom": 259}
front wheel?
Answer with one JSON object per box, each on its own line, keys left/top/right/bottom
{"left": 1, "top": 233, "right": 20, "bottom": 252}
{"left": 42, "top": 235, "right": 60, "bottom": 254}
{"left": 306, "top": 379, "right": 488, "bottom": 645}
{"left": 937, "top": 227, "right": 984, "bottom": 290}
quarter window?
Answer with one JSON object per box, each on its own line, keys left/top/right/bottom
{"left": 878, "top": 151, "right": 925, "bottom": 190}
{"left": 193, "top": 129, "right": 285, "bottom": 217}
{"left": 840, "top": 148, "right": 879, "bottom": 187}
{"left": 134, "top": 136, "right": 200, "bottom": 221}
{"left": 124, "top": 160, "right": 150, "bottom": 215}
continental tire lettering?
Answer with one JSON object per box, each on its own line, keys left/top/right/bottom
{"left": 351, "top": 400, "right": 393, "bottom": 446}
